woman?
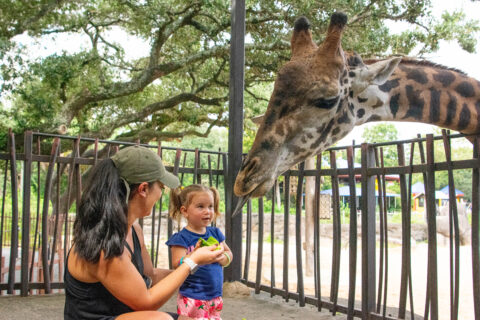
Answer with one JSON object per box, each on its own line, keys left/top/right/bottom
{"left": 64, "top": 145, "right": 224, "bottom": 320}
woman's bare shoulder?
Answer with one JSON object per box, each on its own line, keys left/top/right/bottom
{"left": 67, "top": 247, "right": 99, "bottom": 283}
{"left": 68, "top": 246, "right": 132, "bottom": 283}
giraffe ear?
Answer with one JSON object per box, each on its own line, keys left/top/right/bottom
{"left": 351, "top": 57, "right": 402, "bottom": 94}
{"left": 251, "top": 115, "right": 264, "bottom": 127}
{"left": 291, "top": 17, "right": 317, "bottom": 59}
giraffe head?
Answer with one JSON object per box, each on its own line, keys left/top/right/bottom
{"left": 234, "top": 12, "right": 401, "bottom": 198}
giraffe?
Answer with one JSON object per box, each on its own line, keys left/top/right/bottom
{"left": 234, "top": 12, "right": 480, "bottom": 200}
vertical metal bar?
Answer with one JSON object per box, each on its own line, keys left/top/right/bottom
{"left": 154, "top": 195, "right": 163, "bottom": 268}
{"left": 295, "top": 162, "right": 305, "bottom": 306}
{"left": 63, "top": 138, "right": 78, "bottom": 263}
{"left": 154, "top": 141, "right": 164, "bottom": 268}
{"left": 193, "top": 148, "right": 199, "bottom": 184}
{"left": 41, "top": 137, "right": 60, "bottom": 294}
{"left": 93, "top": 138, "right": 98, "bottom": 166}
{"left": 29, "top": 136, "right": 41, "bottom": 284}
{"left": 216, "top": 149, "right": 221, "bottom": 189}
{"left": 472, "top": 137, "right": 480, "bottom": 320}
{"left": 149, "top": 143, "right": 161, "bottom": 262}
{"left": 106, "top": 144, "right": 112, "bottom": 158}
{"left": 270, "top": 182, "right": 276, "bottom": 296}
{"left": 417, "top": 134, "right": 432, "bottom": 319}
{"left": 417, "top": 134, "right": 428, "bottom": 188}
{"left": 360, "top": 143, "right": 376, "bottom": 319}
{"left": 441, "top": 130, "right": 459, "bottom": 320}
{"left": 243, "top": 200, "right": 252, "bottom": 281}
{"left": 49, "top": 141, "right": 62, "bottom": 278}
{"left": 329, "top": 151, "right": 341, "bottom": 314}
{"left": 180, "top": 153, "right": 187, "bottom": 185}
{"left": 168, "top": 149, "right": 182, "bottom": 268}
{"left": 150, "top": 197, "right": 156, "bottom": 262}
{"left": 314, "top": 155, "right": 322, "bottom": 310}
{"left": 75, "top": 138, "right": 82, "bottom": 222}
{"left": 397, "top": 143, "right": 411, "bottom": 318}
{"left": 347, "top": 147, "right": 358, "bottom": 320}
{"left": 407, "top": 143, "right": 416, "bottom": 320}
{"left": 7, "top": 131, "right": 19, "bottom": 294}
{"left": 0, "top": 153, "right": 8, "bottom": 294}
{"left": 21, "top": 131, "right": 33, "bottom": 296}
{"left": 374, "top": 147, "right": 385, "bottom": 315}
{"left": 380, "top": 148, "right": 390, "bottom": 318}
{"left": 255, "top": 197, "right": 264, "bottom": 294}
{"left": 425, "top": 134, "right": 438, "bottom": 320}
{"left": 226, "top": 0, "right": 245, "bottom": 283}
{"left": 197, "top": 151, "right": 202, "bottom": 185}
{"left": 208, "top": 155, "right": 213, "bottom": 187}
{"left": 283, "top": 172, "right": 290, "bottom": 301}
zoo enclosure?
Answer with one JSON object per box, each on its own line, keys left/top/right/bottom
{"left": 0, "top": 130, "right": 479, "bottom": 320}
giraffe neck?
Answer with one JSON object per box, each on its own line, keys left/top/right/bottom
{"left": 353, "top": 60, "right": 480, "bottom": 134}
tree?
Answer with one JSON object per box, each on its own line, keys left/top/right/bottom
{"left": 0, "top": 0, "right": 478, "bottom": 152}
{"left": 357, "top": 123, "right": 399, "bottom": 167}
{"left": 362, "top": 123, "right": 399, "bottom": 143}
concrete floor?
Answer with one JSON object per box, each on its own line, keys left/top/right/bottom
{"left": 0, "top": 291, "right": 346, "bottom": 320}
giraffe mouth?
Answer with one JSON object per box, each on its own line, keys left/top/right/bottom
{"left": 231, "top": 179, "right": 272, "bottom": 217}
{"left": 231, "top": 196, "right": 250, "bottom": 217}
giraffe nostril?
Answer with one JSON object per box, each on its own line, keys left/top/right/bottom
{"left": 242, "top": 157, "right": 259, "bottom": 175}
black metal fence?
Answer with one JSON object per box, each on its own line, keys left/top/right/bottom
{"left": 0, "top": 130, "right": 479, "bottom": 320}
{"left": 237, "top": 131, "right": 479, "bottom": 320}
{"left": 0, "top": 131, "right": 227, "bottom": 295}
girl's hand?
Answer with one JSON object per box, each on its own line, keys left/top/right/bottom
{"left": 189, "top": 245, "right": 224, "bottom": 265}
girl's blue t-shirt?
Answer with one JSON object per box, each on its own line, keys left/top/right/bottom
{"left": 166, "top": 226, "right": 225, "bottom": 300}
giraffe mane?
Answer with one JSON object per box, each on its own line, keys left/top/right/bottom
{"left": 362, "top": 57, "right": 467, "bottom": 76}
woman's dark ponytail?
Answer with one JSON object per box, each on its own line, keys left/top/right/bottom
{"left": 73, "top": 159, "right": 128, "bottom": 263}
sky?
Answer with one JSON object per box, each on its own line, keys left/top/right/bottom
{"left": 336, "top": 0, "right": 480, "bottom": 146}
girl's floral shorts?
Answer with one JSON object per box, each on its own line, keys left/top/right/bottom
{"left": 176, "top": 293, "right": 223, "bottom": 320}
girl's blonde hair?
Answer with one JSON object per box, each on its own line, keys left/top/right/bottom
{"left": 169, "top": 184, "right": 221, "bottom": 222}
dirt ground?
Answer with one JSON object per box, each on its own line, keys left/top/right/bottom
{"left": 0, "top": 289, "right": 344, "bottom": 320}
{"left": 1, "top": 216, "right": 475, "bottom": 320}
{"left": 243, "top": 236, "right": 476, "bottom": 320}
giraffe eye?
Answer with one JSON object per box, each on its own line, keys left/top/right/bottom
{"left": 311, "top": 96, "right": 339, "bottom": 109}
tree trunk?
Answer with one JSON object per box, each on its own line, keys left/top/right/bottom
{"left": 275, "top": 179, "right": 281, "bottom": 207}
{"left": 304, "top": 157, "right": 315, "bottom": 276}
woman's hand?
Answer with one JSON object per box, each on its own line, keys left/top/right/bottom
{"left": 189, "top": 245, "right": 224, "bottom": 265}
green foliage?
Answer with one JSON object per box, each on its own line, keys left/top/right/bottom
{"left": 359, "top": 123, "right": 399, "bottom": 166}
{"left": 0, "top": 0, "right": 478, "bottom": 154}
{"left": 388, "top": 211, "right": 425, "bottom": 225}
{"left": 362, "top": 123, "right": 399, "bottom": 143}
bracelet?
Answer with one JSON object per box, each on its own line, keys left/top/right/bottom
{"left": 223, "top": 252, "right": 231, "bottom": 267}
{"left": 184, "top": 257, "right": 198, "bottom": 274}
{"left": 179, "top": 256, "right": 184, "bottom": 265}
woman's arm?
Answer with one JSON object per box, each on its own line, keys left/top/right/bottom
{"left": 95, "top": 243, "right": 224, "bottom": 311}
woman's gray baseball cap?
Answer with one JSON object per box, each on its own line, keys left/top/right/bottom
{"left": 111, "top": 145, "right": 180, "bottom": 189}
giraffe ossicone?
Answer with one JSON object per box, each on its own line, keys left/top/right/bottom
{"left": 234, "top": 12, "right": 480, "bottom": 200}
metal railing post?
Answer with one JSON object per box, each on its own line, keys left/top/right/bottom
{"left": 225, "top": 0, "right": 245, "bottom": 282}
{"left": 21, "top": 131, "right": 33, "bottom": 296}
{"left": 361, "top": 143, "right": 376, "bottom": 319}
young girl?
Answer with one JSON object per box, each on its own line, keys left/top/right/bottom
{"left": 167, "top": 184, "right": 233, "bottom": 320}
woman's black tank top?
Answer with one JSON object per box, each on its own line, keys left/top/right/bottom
{"left": 64, "top": 227, "right": 147, "bottom": 320}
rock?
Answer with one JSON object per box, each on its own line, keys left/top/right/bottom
{"left": 223, "top": 281, "right": 251, "bottom": 298}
